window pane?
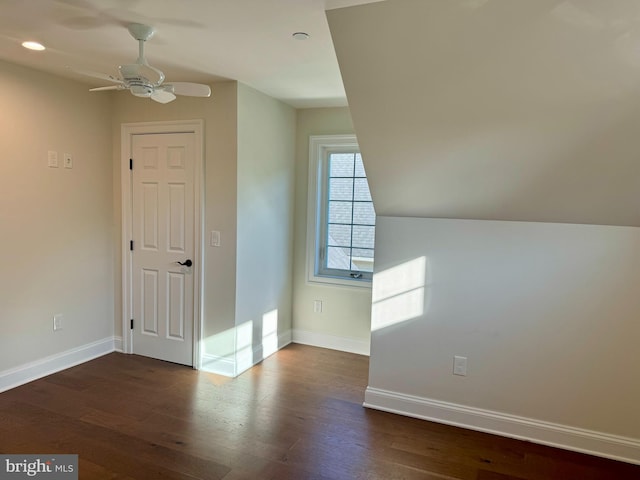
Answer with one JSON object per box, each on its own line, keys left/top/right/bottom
{"left": 328, "top": 224, "right": 352, "bottom": 247}
{"left": 354, "top": 153, "right": 366, "bottom": 177}
{"left": 354, "top": 178, "right": 372, "bottom": 201}
{"left": 353, "top": 202, "right": 375, "bottom": 226}
{"left": 352, "top": 248, "right": 374, "bottom": 259}
{"left": 329, "top": 201, "right": 353, "bottom": 224}
{"left": 329, "top": 153, "right": 355, "bottom": 177}
{"left": 327, "top": 246, "right": 352, "bottom": 270}
{"left": 352, "top": 225, "right": 375, "bottom": 249}
{"left": 329, "top": 178, "right": 354, "bottom": 201}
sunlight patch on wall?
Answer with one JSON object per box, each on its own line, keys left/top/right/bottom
{"left": 200, "top": 311, "right": 284, "bottom": 378}
{"left": 371, "top": 256, "right": 427, "bottom": 331}
{"left": 262, "top": 309, "right": 279, "bottom": 358}
{"left": 236, "top": 320, "right": 254, "bottom": 373}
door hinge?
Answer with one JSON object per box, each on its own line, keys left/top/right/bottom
{"left": 130, "top": 240, "right": 134, "bottom": 251}
{"left": 130, "top": 319, "right": 134, "bottom": 330}
{"left": 129, "top": 158, "right": 133, "bottom": 170}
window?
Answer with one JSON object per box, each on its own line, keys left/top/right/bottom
{"left": 307, "top": 135, "right": 376, "bottom": 286}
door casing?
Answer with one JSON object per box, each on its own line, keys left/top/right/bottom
{"left": 121, "top": 120, "right": 204, "bottom": 368}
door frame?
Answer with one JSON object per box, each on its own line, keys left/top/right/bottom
{"left": 121, "top": 119, "right": 204, "bottom": 368}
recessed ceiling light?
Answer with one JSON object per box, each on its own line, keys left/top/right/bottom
{"left": 292, "top": 32, "right": 310, "bottom": 40}
{"left": 22, "top": 41, "right": 45, "bottom": 51}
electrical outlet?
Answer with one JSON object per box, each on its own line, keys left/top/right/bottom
{"left": 53, "top": 314, "right": 63, "bottom": 332}
{"left": 453, "top": 355, "right": 467, "bottom": 376}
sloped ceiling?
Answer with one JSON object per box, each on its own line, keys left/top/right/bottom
{"left": 328, "top": 0, "right": 640, "bottom": 226}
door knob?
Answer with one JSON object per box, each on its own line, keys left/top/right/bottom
{"left": 176, "top": 259, "right": 192, "bottom": 267}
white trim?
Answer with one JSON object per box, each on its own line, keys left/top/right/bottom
{"left": 279, "top": 329, "right": 293, "bottom": 349}
{"left": 236, "top": 344, "right": 258, "bottom": 376}
{"left": 364, "top": 387, "right": 640, "bottom": 465}
{"left": 236, "top": 330, "right": 293, "bottom": 376}
{"left": 0, "top": 337, "right": 117, "bottom": 393}
{"left": 235, "top": 329, "right": 293, "bottom": 376}
{"left": 120, "top": 120, "right": 204, "bottom": 368}
{"left": 201, "top": 330, "right": 293, "bottom": 378}
{"left": 325, "top": 0, "right": 386, "bottom": 10}
{"left": 201, "top": 353, "right": 236, "bottom": 377}
{"left": 293, "top": 329, "right": 370, "bottom": 356}
{"left": 113, "top": 336, "right": 123, "bottom": 352}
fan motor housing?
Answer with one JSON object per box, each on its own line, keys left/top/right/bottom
{"left": 129, "top": 83, "right": 153, "bottom": 98}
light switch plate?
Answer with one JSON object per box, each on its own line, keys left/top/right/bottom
{"left": 211, "top": 230, "right": 221, "bottom": 247}
{"left": 313, "top": 300, "right": 323, "bottom": 313}
{"left": 48, "top": 150, "right": 58, "bottom": 168}
{"left": 63, "top": 153, "right": 73, "bottom": 169}
{"left": 53, "top": 314, "right": 63, "bottom": 331}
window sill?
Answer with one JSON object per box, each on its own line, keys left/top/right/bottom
{"left": 307, "top": 273, "right": 372, "bottom": 289}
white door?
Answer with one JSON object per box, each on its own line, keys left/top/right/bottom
{"left": 131, "top": 132, "right": 195, "bottom": 366}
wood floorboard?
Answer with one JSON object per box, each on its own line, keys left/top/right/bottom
{"left": 0, "top": 343, "right": 638, "bottom": 480}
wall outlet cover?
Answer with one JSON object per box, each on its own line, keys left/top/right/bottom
{"left": 453, "top": 355, "right": 467, "bottom": 376}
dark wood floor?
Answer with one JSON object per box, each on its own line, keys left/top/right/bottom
{"left": 0, "top": 344, "right": 638, "bottom": 479}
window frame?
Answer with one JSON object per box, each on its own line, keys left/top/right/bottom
{"left": 306, "top": 134, "right": 375, "bottom": 288}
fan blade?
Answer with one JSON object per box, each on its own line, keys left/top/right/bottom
{"left": 168, "top": 82, "right": 211, "bottom": 97}
{"left": 67, "top": 66, "right": 123, "bottom": 84}
{"left": 150, "top": 89, "right": 176, "bottom": 104}
{"left": 89, "top": 85, "right": 125, "bottom": 92}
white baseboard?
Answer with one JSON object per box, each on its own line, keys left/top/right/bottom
{"left": 364, "top": 387, "right": 640, "bottom": 466}
{"left": 292, "top": 329, "right": 370, "bottom": 356}
{"left": 113, "top": 336, "right": 123, "bottom": 352}
{"left": 279, "top": 329, "right": 293, "bottom": 349}
{"left": 201, "top": 330, "right": 293, "bottom": 378}
{"left": 0, "top": 337, "right": 119, "bottom": 393}
{"left": 201, "top": 353, "right": 236, "bottom": 377}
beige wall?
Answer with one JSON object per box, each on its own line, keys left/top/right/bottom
{"left": 328, "top": 1, "right": 640, "bottom": 460}
{"left": 0, "top": 60, "right": 114, "bottom": 370}
{"left": 111, "top": 82, "right": 239, "bottom": 357}
{"left": 0, "top": 58, "right": 367, "bottom": 382}
{"left": 236, "top": 83, "right": 296, "bottom": 372}
{"left": 112, "top": 82, "right": 296, "bottom": 374}
{"left": 369, "top": 216, "right": 640, "bottom": 460}
{"left": 292, "top": 107, "right": 372, "bottom": 353}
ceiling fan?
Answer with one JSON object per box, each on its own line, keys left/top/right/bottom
{"left": 73, "top": 23, "right": 211, "bottom": 104}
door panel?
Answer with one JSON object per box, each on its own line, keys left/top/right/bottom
{"left": 142, "top": 269, "right": 159, "bottom": 335}
{"left": 168, "top": 272, "right": 185, "bottom": 339}
{"left": 142, "top": 183, "right": 159, "bottom": 249}
{"left": 132, "top": 132, "right": 195, "bottom": 366}
{"left": 168, "top": 184, "right": 186, "bottom": 251}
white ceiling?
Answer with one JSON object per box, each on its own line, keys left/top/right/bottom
{"left": 0, "top": 0, "right": 382, "bottom": 108}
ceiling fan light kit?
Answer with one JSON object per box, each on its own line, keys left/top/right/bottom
{"left": 76, "top": 23, "right": 210, "bottom": 104}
